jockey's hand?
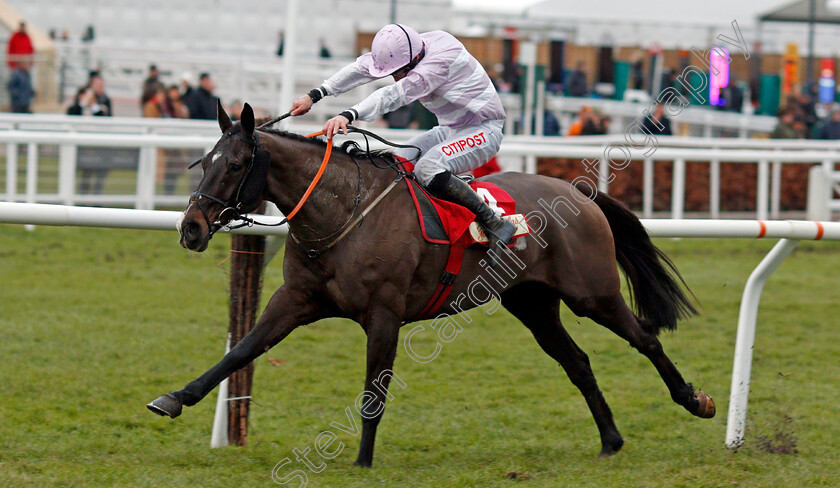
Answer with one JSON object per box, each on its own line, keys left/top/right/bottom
{"left": 290, "top": 95, "right": 314, "bottom": 116}
{"left": 323, "top": 115, "right": 350, "bottom": 138}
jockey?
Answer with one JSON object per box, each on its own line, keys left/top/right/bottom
{"left": 290, "top": 24, "right": 516, "bottom": 257}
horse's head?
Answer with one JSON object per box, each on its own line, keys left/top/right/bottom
{"left": 179, "top": 100, "right": 268, "bottom": 251}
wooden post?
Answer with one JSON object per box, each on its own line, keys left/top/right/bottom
{"left": 226, "top": 229, "right": 266, "bottom": 446}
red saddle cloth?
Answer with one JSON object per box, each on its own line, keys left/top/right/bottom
{"left": 398, "top": 159, "right": 518, "bottom": 245}
{"left": 395, "top": 158, "right": 521, "bottom": 320}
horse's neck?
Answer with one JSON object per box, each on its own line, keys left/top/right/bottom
{"left": 267, "top": 136, "right": 394, "bottom": 241}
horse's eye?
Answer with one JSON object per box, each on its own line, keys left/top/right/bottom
{"left": 229, "top": 163, "right": 243, "bottom": 173}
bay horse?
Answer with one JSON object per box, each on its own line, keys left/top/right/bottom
{"left": 147, "top": 101, "right": 715, "bottom": 466}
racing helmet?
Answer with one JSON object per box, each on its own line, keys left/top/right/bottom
{"left": 368, "top": 24, "right": 423, "bottom": 77}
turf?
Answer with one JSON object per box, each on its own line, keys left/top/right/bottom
{"left": 1, "top": 224, "right": 839, "bottom": 487}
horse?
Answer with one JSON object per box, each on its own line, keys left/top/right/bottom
{"left": 147, "top": 101, "right": 715, "bottom": 467}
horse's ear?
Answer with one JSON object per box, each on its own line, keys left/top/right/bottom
{"left": 217, "top": 99, "right": 232, "bottom": 133}
{"left": 241, "top": 103, "right": 255, "bottom": 136}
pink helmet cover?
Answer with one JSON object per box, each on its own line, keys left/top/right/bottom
{"left": 367, "top": 24, "right": 423, "bottom": 77}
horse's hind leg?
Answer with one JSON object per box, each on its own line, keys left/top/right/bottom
{"left": 501, "top": 284, "right": 624, "bottom": 457}
{"left": 565, "top": 293, "right": 715, "bottom": 419}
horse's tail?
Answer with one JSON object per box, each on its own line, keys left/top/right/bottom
{"left": 575, "top": 182, "right": 698, "bottom": 334}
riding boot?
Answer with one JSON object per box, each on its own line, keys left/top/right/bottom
{"left": 426, "top": 171, "right": 517, "bottom": 267}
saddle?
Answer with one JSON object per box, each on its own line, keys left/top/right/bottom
{"left": 398, "top": 160, "right": 530, "bottom": 246}
{"left": 395, "top": 159, "right": 530, "bottom": 320}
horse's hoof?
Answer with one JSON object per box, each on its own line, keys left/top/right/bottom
{"left": 353, "top": 459, "right": 372, "bottom": 468}
{"left": 598, "top": 435, "right": 624, "bottom": 458}
{"left": 147, "top": 393, "right": 182, "bottom": 418}
{"left": 693, "top": 391, "right": 716, "bottom": 418}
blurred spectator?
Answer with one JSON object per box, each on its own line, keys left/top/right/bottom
{"left": 142, "top": 86, "right": 166, "bottom": 118}
{"left": 580, "top": 107, "right": 604, "bottom": 135}
{"left": 141, "top": 86, "right": 173, "bottom": 195}
{"left": 631, "top": 56, "right": 644, "bottom": 90}
{"left": 82, "top": 25, "right": 95, "bottom": 42}
{"left": 721, "top": 76, "right": 744, "bottom": 113}
{"left": 787, "top": 90, "right": 817, "bottom": 134}
{"left": 567, "top": 61, "right": 588, "bottom": 97}
{"left": 568, "top": 106, "right": 593, "bottom": 136}
{"left": 164, "top": 85, "right": 189, "bottom": 119}
{"left": 141, "top": 64, "right": 164, "bottom": 105}
{"left": 319, "top": 38, "right": 331, "bottom": 58}
{"left": 162, "top": 85, "right": 191, "bottom": 195}
{"left": 7, "top": 22, "right": 34, "bottom": 70}
{"left": 641, "top": 103, "right": 672, "bottom": 136}
{"left": 276, "top": 31, "right": 284, "bottom": 56}
{"left": 187, "top": 73, "right": 218, "bottom": 120}
{"left": 229, "top": 99, "right": 244, "bottom": 121}
{"left": 817, "top": 106, "right": 840, "bottom": 140}
{"left": 179, "top": 71, "right": 195, "bottom": 112}
{"left": 770, "top": 108, "right": 800, "bottom": 139}
{"left": 541, "top": 110, "right": 561, "bottom": 136}
{"left": 7, "top": 61, "right": 34, "bottom": 113}
{"left": 88, "top": 72, "right": 112, "bottom": 116}
{"left": 67, "top": 86, "right": 94, "bottom": 115}
{"left": 75, "top": 74, "right": 112, "bottom": 195}
{"left": 527, "top": 110, "right": 561, "bottom": 136}
{"left": 601, "top": 115, "right": 612, "bottom": 134}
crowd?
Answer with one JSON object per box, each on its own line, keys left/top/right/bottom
{"left": 770, "top": 89, "right": 840, "bottom": 140}
{"left": 7, "top": 19, "right": 840, "bottom": 147}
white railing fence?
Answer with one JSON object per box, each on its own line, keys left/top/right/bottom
{"left": 1, "top": 121, "right": 837, "bottom": 218}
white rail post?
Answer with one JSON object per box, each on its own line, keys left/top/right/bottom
{"left": 535, "top": 80, "right": 546, "bottom": 137}
{"left": 726, "top": 238, "right": 800, "bottom": 448}
{"left": 598, "top": 157, "right": 610, "bottom": 194}
{"left": 710, "top": 159, "right": 720, "bottom": 219}
{"left": 521, "top": 41, "right": 537, "bottom": 136}
{"left": 136, "top": 146, "right": 157, "bottom": 210}
{"left": 25, "top": 143, "right": 39, "bottom": 231}
{"left": 757, "top": 160, "right": 769, "bottom": 220}
{"left": 771, "top": 156, "right": 782, "bottom": 219}
{"left": 806, "top": 165, "right": 830, "bottom": 221}
{"left": 58, "top": 144, "right": 78, "bottom": 206}
{"left": 671, "top": 158, "right": 685, "bottom": 219}
{"left": 643, "top": 158, "right": 654, "bottom": 218}
{"left": 6, "top": 143, "right": 17, "bottom": 201}
{"left": 524, "top": 155, "right": 537, "bottom": 174}
{"left": 210, "top": 334, "right": 232, "bottom": 448}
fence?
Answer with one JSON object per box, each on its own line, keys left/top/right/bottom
{"left": 2, "top": 123, "right": 837, "bottom": 219}
{"left": 1, "top": 201, "right": 837, "bottom": 449}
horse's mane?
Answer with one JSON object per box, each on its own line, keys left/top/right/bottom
{"left": 224, "top": 120, "right": 398, "bottom": 166}
{"left": 255, "top": 125, "right": 397, "bottom": 162}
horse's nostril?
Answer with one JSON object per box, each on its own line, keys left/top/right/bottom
{"left": 182, "top": 221, "right": 200, "bottom": 240}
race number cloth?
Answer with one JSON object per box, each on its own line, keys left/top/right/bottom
{"left": 398, "top": 159, "right": 517, "bottom": 245}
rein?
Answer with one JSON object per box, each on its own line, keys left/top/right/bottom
{"left": 190, "top": 116, "right": 422, "bottom": 257}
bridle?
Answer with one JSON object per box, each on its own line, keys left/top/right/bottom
{"left": 188, "top": 130, "right": 264, "bottom": 238}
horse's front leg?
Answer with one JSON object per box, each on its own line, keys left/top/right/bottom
{"left": 354, "top": 307, "right": 402, "bottom": 467}
{"left": 147, "top": 285, "right": 326, "bottom": 418}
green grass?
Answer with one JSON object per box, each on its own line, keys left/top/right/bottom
{"left": 1, "top": 225, "right": 839, "bottom": 487}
